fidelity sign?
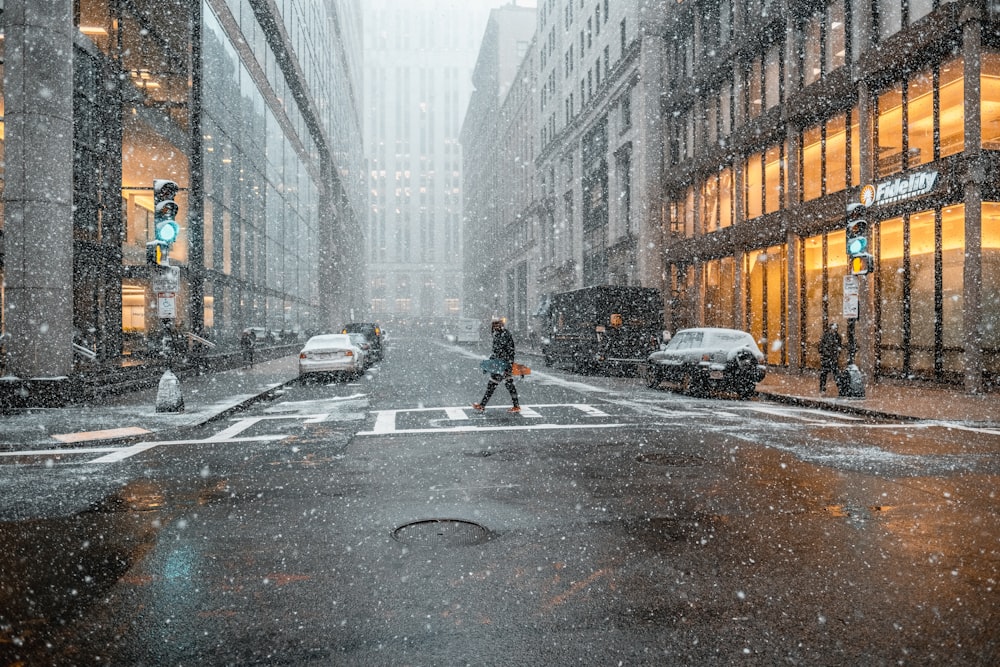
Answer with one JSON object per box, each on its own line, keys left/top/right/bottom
{"left": 871, "top": 170, "right": 938, "bottom": 206}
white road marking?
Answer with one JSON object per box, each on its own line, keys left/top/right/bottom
{"left": 358, "top": 422, "right": 627, "bottom": 436}
{"left": 571, "top": 403, "right": 609, "bottom": 417}
{"left": 745, "top": 405, "right": 864, "bottom": 422}
{"left": 0, "top": 414, "right": 331, "bottom": 466}
{"left": 445, "top": 407, "right": 468, "bottom": 420}
{"left": 362, "top": 403, "right": 620, "bottom": 436}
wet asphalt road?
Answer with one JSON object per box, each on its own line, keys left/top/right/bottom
{"left": 1, "top": 335, "right": 999, "bottom": 665}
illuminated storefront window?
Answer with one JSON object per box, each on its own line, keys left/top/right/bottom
{"left": 802, "top": 230, "right": 846, "bottom": 368}
{"left": 703, "top": 257, "right": 735, "bottom": 328}
{"left": 939, "top": 59, "right": 965, "bottom": 158}
{"left": 744, "top": 152, "right": 762, "bottom": 219}
{"left": 876, "top": 57, "right": 964, "bottom": 179}
{"left": 800, "top": 109, "right": 860, "bottom": 200}
{"left": 982, "top": 54, "right": 1000, "bottom": 150}
{"left": 697, "top": 169, "right": 734, "bottom": 234}
{"left": 764, "top": 144, "right": 784, "bottom": 214}
{"left": 746, "top": 245, "right": 785, "bottom": 365}
{"left": 876, "top": 206, "right": 965, "bottom": 380}
{"left": 980, "top": 203, "right": 1000, "bottom": 376}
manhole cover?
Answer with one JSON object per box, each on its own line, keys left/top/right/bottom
{"left": 392, "top": 519, "right": 491, "bottom": 547}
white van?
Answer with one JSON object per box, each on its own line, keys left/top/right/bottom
{"left": 455, "top": 318, "right": 480, "bottom": 343}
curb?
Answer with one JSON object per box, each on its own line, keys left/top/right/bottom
{"left": 755, "top": 390, "right": 921, "bottom": 422}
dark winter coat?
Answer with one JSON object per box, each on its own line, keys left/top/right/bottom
{"left": 491, "top": 327, "right": 516, "bottom": 364}
{"left": 819, "top": 329, "right": 842, "bottom": 368}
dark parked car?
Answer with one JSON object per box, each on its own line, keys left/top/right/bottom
{"left": 341, "top": 323, "right": 383, "bottom": 361}
{"left": 645, "top": 327, "right": 766, "bottom": 399}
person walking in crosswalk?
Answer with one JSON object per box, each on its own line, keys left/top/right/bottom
{"left": 473, "top": 319, "right": 520, "bottom": 413}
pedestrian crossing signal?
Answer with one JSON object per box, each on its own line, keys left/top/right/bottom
{"left": 850, "top": 253, "right": 873, "bottom": 275}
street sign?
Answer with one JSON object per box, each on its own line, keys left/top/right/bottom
{"left": 152, "top": 265, "right": 180, "bottom": 293}
{"left": 843, "top": 275, "right": 859, "bottom": 319}
{"left": 157, "top": 292, "right": 176, "bottom": 319}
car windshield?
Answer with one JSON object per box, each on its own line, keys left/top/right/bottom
{"left": 666, "top": 331, "right": 704, "bottom": 350}
{"left": 349, "top": 334, "right": 368, "bottom": 345}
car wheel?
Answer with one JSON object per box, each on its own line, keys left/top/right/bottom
{"left": 645, "top": 365, "right": 662, "bottom": 389}
{"left": 735, "top": 381, "right": 756, "bottom": 399}
{"left": 681, "top": 373, "right": 709, "bottom": 397}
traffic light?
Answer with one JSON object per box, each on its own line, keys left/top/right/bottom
{"left": 153, "top": 178, "right": 180, "bottom": 250}
{"left": 851, "top": 253, "right": 873, "bottom": 275}
{"left": 146, "top": 240, "right": 168, "bottom": 265}
{"left": 846, "top": 217, "right": 872, "bottom": 275}
{"left": 846, "top": 218, "right": 869, "bottom": 257}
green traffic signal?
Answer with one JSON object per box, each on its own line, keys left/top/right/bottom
{"left": 153, "top": 179, "right": 180, "bottom": 246}
{"left": 846, "top": 218, "right": 869, "bottom": 257}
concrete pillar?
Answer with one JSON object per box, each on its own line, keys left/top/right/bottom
{"left": 961, "top": 8, "right": 984, "bottom": 393}
{"left": 3, "top": 0, "right": 75, "bottom": 378}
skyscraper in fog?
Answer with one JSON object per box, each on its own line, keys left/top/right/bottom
{"left": 362, "top": 0, "right": 499, "bottom": 326}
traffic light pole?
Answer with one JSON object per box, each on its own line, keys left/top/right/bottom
{"left": 841, "top": 203, "right": 867, "bottom": 398}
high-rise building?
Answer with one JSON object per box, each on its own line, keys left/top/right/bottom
{"left": 0, "top": 0, "right": 364, "bottom": 391}
{"left": 362, "top": 0, "right": 499, "bottom": 328}
{"left": 461, "top": 4, "right": 538, "bottom": 332}
{"left": 658, "top": 0, "right": 1000, "bottom": 392}
{"left": 464, "top": 0, "right": 1000, "bottom": 394}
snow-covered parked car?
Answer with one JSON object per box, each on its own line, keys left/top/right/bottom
{"left": 645, "top": 327, "right": 766, "bottom": 399}
{"left": 298, "top": 334, "right": 365, "bottom": 380}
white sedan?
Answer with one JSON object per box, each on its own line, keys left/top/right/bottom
{"left": 298, "top": 334, "right": 365, "bottom": 379}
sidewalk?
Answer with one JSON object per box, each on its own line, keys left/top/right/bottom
{"left": 755, "top": 367, "right": 1000, "bottom": 426}
{"left": 0, "top": 355, "right": 300, "bottom": 450}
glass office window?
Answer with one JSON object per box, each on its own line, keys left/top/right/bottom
{"left": 940, "top": 205, "right": 965, "bottom": 374}
{"left": 909, "top": 210, "right": 936, "bottom": 374}
{"left": 850, "top": 108, "right": 861, "bottom": 186}
{"left": 764, "top": 44, "right": 781, "bottom": 110}
{"left": 825, "top": 1, "right": 846, "bottom": 73}
{"left": 719, "top": 167, "right": 733, "bottom": 228}
{"left": 801, "top": 124, "right": 822, "bottom": 201}
{"left": 981, "top": 53, "right": 1000, "bottom": 150}
{"left": 878, "top": 217, "right": 905, "bottom": 372}
{"left": 802, "top": 13, "right": 822, "bottom": 87}
{"left": 826, "top": 115, "right": 847, "bottom": 194}
{"left": 877, "top": 85, "right": 903, "bottom": 177}
{"left": 764, "top": 144, "right": 783, "bottom": 214}
{"left": 745, "top": 153, "right": 762, "bottom": 219}
{"left": 703, "top": 257, "right": 735, "bottom": 328}
{"left": 909, "top": 0, "right": 934, "bottom": 24}
{"left": 878, "top": 0, "right": 902, "bottom": 40}
{"left": 939, "top": 57, "right": 964, "bottom": 158}
{"left": 803, "top": 235, "right": 824, "bottom": 367}
{"left": 982, "top": 203, "right": 1000, "bottom": 374}
{"left": 908, "top": 71, "right": 934, "bottom": 166}
{"left": 701, "top": 175, "right": 719, "bottom": 233}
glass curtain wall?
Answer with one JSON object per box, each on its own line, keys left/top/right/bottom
{"left": 201, "top": 3, "right": 321, "bottom": 348}
{"left": 875, "top": 205, "right": 965, "bottom": 381}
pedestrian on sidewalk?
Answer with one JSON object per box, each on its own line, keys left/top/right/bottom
{"left": 240, "top": 328, "right": 256, "bottom": 368}
{"left": 473, "top": 319, "right": 520, "bottom": 413}
{"left": 818, "top": 322, "right": 843, "bottom": 393}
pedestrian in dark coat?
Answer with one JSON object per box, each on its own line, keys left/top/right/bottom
{"left": 818, "top": 322, "right": 843, "bottom": 393}
{"left": 473, "top": 319, "right": 520, "bottom": 413}
{"left": 240, "top": 329, "right": 256, "bottom": 368}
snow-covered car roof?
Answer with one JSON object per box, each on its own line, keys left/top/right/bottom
{"left": 302, "top": 334, "right": 354, "bottom": 349}
{"left": 664, "top": 328, "right": 763, "bottom": 355}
